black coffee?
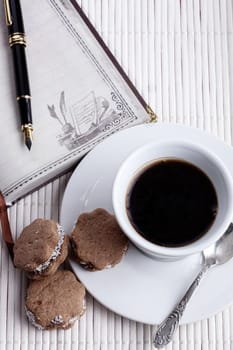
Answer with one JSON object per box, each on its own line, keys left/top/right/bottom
{"left": 126, "top": 159, "right": 218, "bottom": 247}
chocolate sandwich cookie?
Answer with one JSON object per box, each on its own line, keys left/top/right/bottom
{"left": 14, "top": 219, "right": 69, "bottom": 279}
{"left": 71, "top": 208, "right": 129, "bottom": 271}
{"left": 25, "top": 270, "right": 86, "bottom": 330}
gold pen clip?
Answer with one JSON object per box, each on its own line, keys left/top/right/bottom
{"left": 4, "top": 0, "right": 12, "bottom": 26}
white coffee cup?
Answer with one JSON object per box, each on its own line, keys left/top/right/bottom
{"left": 112, "top": 140, "right": 233, "bottom": 260}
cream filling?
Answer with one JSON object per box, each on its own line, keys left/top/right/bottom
{"left": 25, "top": 308, "right": 45, "bottom": 330}
{"left": 51, "top": 315, "right": 64, "bottom": 325}
{"left": 79, "top": 244, "right": 128, "bottom": 270}
{"left": 33, "top": 224, "right": 65, "bottom": 274}
{"left": 25, "top": 300, "right": 85, "bottom": 329}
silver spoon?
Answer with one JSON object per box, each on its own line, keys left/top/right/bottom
{"left": 153, "top": 223, "right": 233, "bottom": 348}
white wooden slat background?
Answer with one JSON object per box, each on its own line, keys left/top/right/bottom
{"left": 1, "top": 0, "right": 233, "bottom": 349}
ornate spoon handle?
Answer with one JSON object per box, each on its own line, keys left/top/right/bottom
{"left": 153, "top": 264, "right": 210, "bottom": 348}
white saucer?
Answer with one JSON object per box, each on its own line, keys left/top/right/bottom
{"left": 60, "top": 123, "right": 233, "bottom": 325}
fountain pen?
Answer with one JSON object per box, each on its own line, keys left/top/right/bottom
{"left": 4, "top": 0, "right": 33, "bottom": 150}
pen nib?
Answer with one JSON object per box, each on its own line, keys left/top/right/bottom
{"left": 25, "top": 136, "right": 32, "bottom": 150}
{"left": 22, "top": 124, "right": 33, "bottom": 151}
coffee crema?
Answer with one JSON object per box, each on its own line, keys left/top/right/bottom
{"left": 126, "top": 159, "right": 218, "bottom": 247}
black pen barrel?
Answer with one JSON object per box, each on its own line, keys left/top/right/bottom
{"left": 7, "top": 0, "right": 25, "bottom": 34}
{"left": 8, "top": 0, "right": 30, "bottom": 98}
{"left": 4, "top": 0, "right": 33, "bottom": 149}
{"left": 11, "top": 45, "right": 30, "bottom": 97}
{"left": 17, "top": 97, "right": 32, "bottom": 126}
